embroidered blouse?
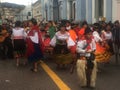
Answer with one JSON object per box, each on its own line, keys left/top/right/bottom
{"left": 101, "top": 31, "right": 112, "bottom": 41}
{"left": 12, "top": 28, "right": 26, "bottom": 39}
{"left": 50, "top": 31, "right": 75, "bottom": 47}
{"left": 76, "top": 39, "right": 96, "bottom": 57}
{"left": 93, "top": 31, "right": 102, "bottom": 42}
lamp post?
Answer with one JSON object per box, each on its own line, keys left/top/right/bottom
{"left": 69, "top": 0, "right": 74, "bottom": 21}
{"left": 0, "top": 0, "right": 3, "bottom": 24}
{"left": 0, "top": 1, "right": 1, "bottom": 19}
{"left": 58, "top": 1, "right": 62, "bottom": 21}
{"left": 0, "top": 0, "right": 2, "bottom": 19}
{"left": 0, "top": 7, "right": 2, "bottom": 25}
{"left": 49, "top": 4, "right": 52, "bottom": 20}
{"left": 31, "top": 0, "right": 33, "bottom": 18}
{"left": 45, "top": 3, "right": 48, "bottom": 21}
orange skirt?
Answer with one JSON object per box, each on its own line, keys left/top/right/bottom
{"left": 95, "top": 43, "right": 112, "bottom": 63}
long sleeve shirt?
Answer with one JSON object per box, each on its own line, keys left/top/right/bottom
{"left": 12, "top": 28, "right": 26, "bottom": 39}
{"left": 25, "top": 30, "right": 39, "bottom": 44}
{"left": 76, "top": 39, "right": 96, "bottom": 57}
{"left": 93, "top": 31, "right": 102, "bottom": 42}
{"left": 50, "top": 31, "right": 75, "bottom": 47}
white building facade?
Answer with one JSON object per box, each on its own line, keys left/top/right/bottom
{"left": 32, "top": 0, "right": 42, "bottom": 22}
{"left": 19, "top": 5, "right": 32, "bottom": 21}
{"left": 34, "top": 0, "right": 54, "bottom": 21}
{"left": 57, "top": 0, "right": 113, "bottom": 24}
{"left": 32, "top": 0, "right": 120, "bottom": 23}
{"left": 112, "top": 0, "right": 120, "bottom": 22}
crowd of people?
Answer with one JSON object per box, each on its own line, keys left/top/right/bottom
{"left": 0, "top": 18, "right": 120, "bottom": 88}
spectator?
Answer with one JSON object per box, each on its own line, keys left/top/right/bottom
{"left": 47, "top": 21, "right": 56, "bottom": 39}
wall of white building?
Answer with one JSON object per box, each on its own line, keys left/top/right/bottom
{"left": 40, "top": 0, "right": 54, "bottom": 21}
{"left": 18, "top": 5, "right": 32, "bottom": 21}
{"left": 34, "top": 0, "right": 114, "bottom": 23}
{"left": 32, "top": 0, "right": 42, "bottom": 22}
{"left": 105, "top": 0, "right": 112, "bottom": 22}
{"left": 48, "top": 0, "right": 54, "bottom": 20}
{"left": 112, "top": 0, "right": 120, "bottom": 22}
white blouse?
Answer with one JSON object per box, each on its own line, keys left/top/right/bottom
{"left": 93, "top": 31, "right": 102, "bottom": 42}
{"left": 102, "top": 31, "right": 112, "bottom": 40}
{"left": 25, "top": 30, "right": 39, "bottom": 44}
{"left": 76, "top": 39, "right": 96, "bottom": 57}
{"left": 12, "top": 28, "right": 26, "bottom": 39}
{"left": 29, "top": 32, "right": 39, "bottom": 44}
{"left": 50, "top": 31, "right": 75, "bottom": 47}
{"left": 104, "top": 32, "right": 112, "bottom": 40}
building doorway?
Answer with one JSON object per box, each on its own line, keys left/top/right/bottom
{"left": 95, "top": 0, "right": 104, "bottom": 21}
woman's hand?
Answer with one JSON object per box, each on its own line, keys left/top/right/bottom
{"left": 86, "top": 50, "right": 92, "bottom": 53}
{"left": 26, "top": 36, "right": 30, "bottom": 38}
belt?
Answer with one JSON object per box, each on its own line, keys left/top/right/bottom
{"left": 79, "top": 56, "right": 86, "bottom": 60}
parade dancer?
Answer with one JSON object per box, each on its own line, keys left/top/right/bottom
{"left": 12, "top": 21, "right": 26, "bottom": 66}
{"left": 26, "top": 18, "right": 44, "bottom": 72}
{"left": 50, "top": 24, "right": 75, "bottom": 68}
{"left": 76, "top": 27, "right": 97, "bottom": 88}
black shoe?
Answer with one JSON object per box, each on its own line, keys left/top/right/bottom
{"left": 81, "top": 86, "right": 87, "bottom": 88}
{"left": 87, "top": 86, "right": 95, "bottom": 89}
{"left": 30, "top": 68, "right": 37, "bottom": 72}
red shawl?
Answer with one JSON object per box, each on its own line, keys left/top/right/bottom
{"left": 83, "top": 36, "right": 93, "bottom": 51}
{"left": 26, "top": 25, "right": 45, "bottom": 57}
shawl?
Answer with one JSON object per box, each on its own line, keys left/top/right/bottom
{"left": 84, "top": 36, "right": 93, "bottom": 51}
{"left": 26, "top": 25, "right": 45, "bottom": 57}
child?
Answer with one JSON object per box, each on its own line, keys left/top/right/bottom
{"left": 76, "top": 27, "right": 97, "bottom": 88}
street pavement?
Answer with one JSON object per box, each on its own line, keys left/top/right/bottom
{"left": 0, "top": 55, "right": 120, "bottom": 90}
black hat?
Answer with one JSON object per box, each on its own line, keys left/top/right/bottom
{"left": 58, "top": 24, "right": 66, "bottom": 30}
{"left": 59, "top": 23, "right": 66, "bottom": 28}
{"left": 84, "top": 27, "right": 92, "bottom": 35}
{"left": 114, "top": 20, "right": 119, "bottom": 24}
{"left": 30, "top": 18, "right": 37, "bottom": 25}
{"left": 93, "top": 23, "right": 99, "bottom": 27}
{"left": 93, "top": 23, "right": 100, "bottom": 29}
{"left": 82, "top": 21, "right": 88, "bottom": 27}
{"left": 15, "top": 21, "right": 21, "bottom": 27}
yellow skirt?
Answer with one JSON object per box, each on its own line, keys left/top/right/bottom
{"left": 52, "top": 53, "right": 73, "bottom": 64}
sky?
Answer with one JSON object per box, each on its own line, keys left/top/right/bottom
{"left": 1, "top": 0, "right": 38, "bottom": 5}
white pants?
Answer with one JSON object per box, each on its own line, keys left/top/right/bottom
{"left": 76, "top": 59, "right": 97, "bottom": 87}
